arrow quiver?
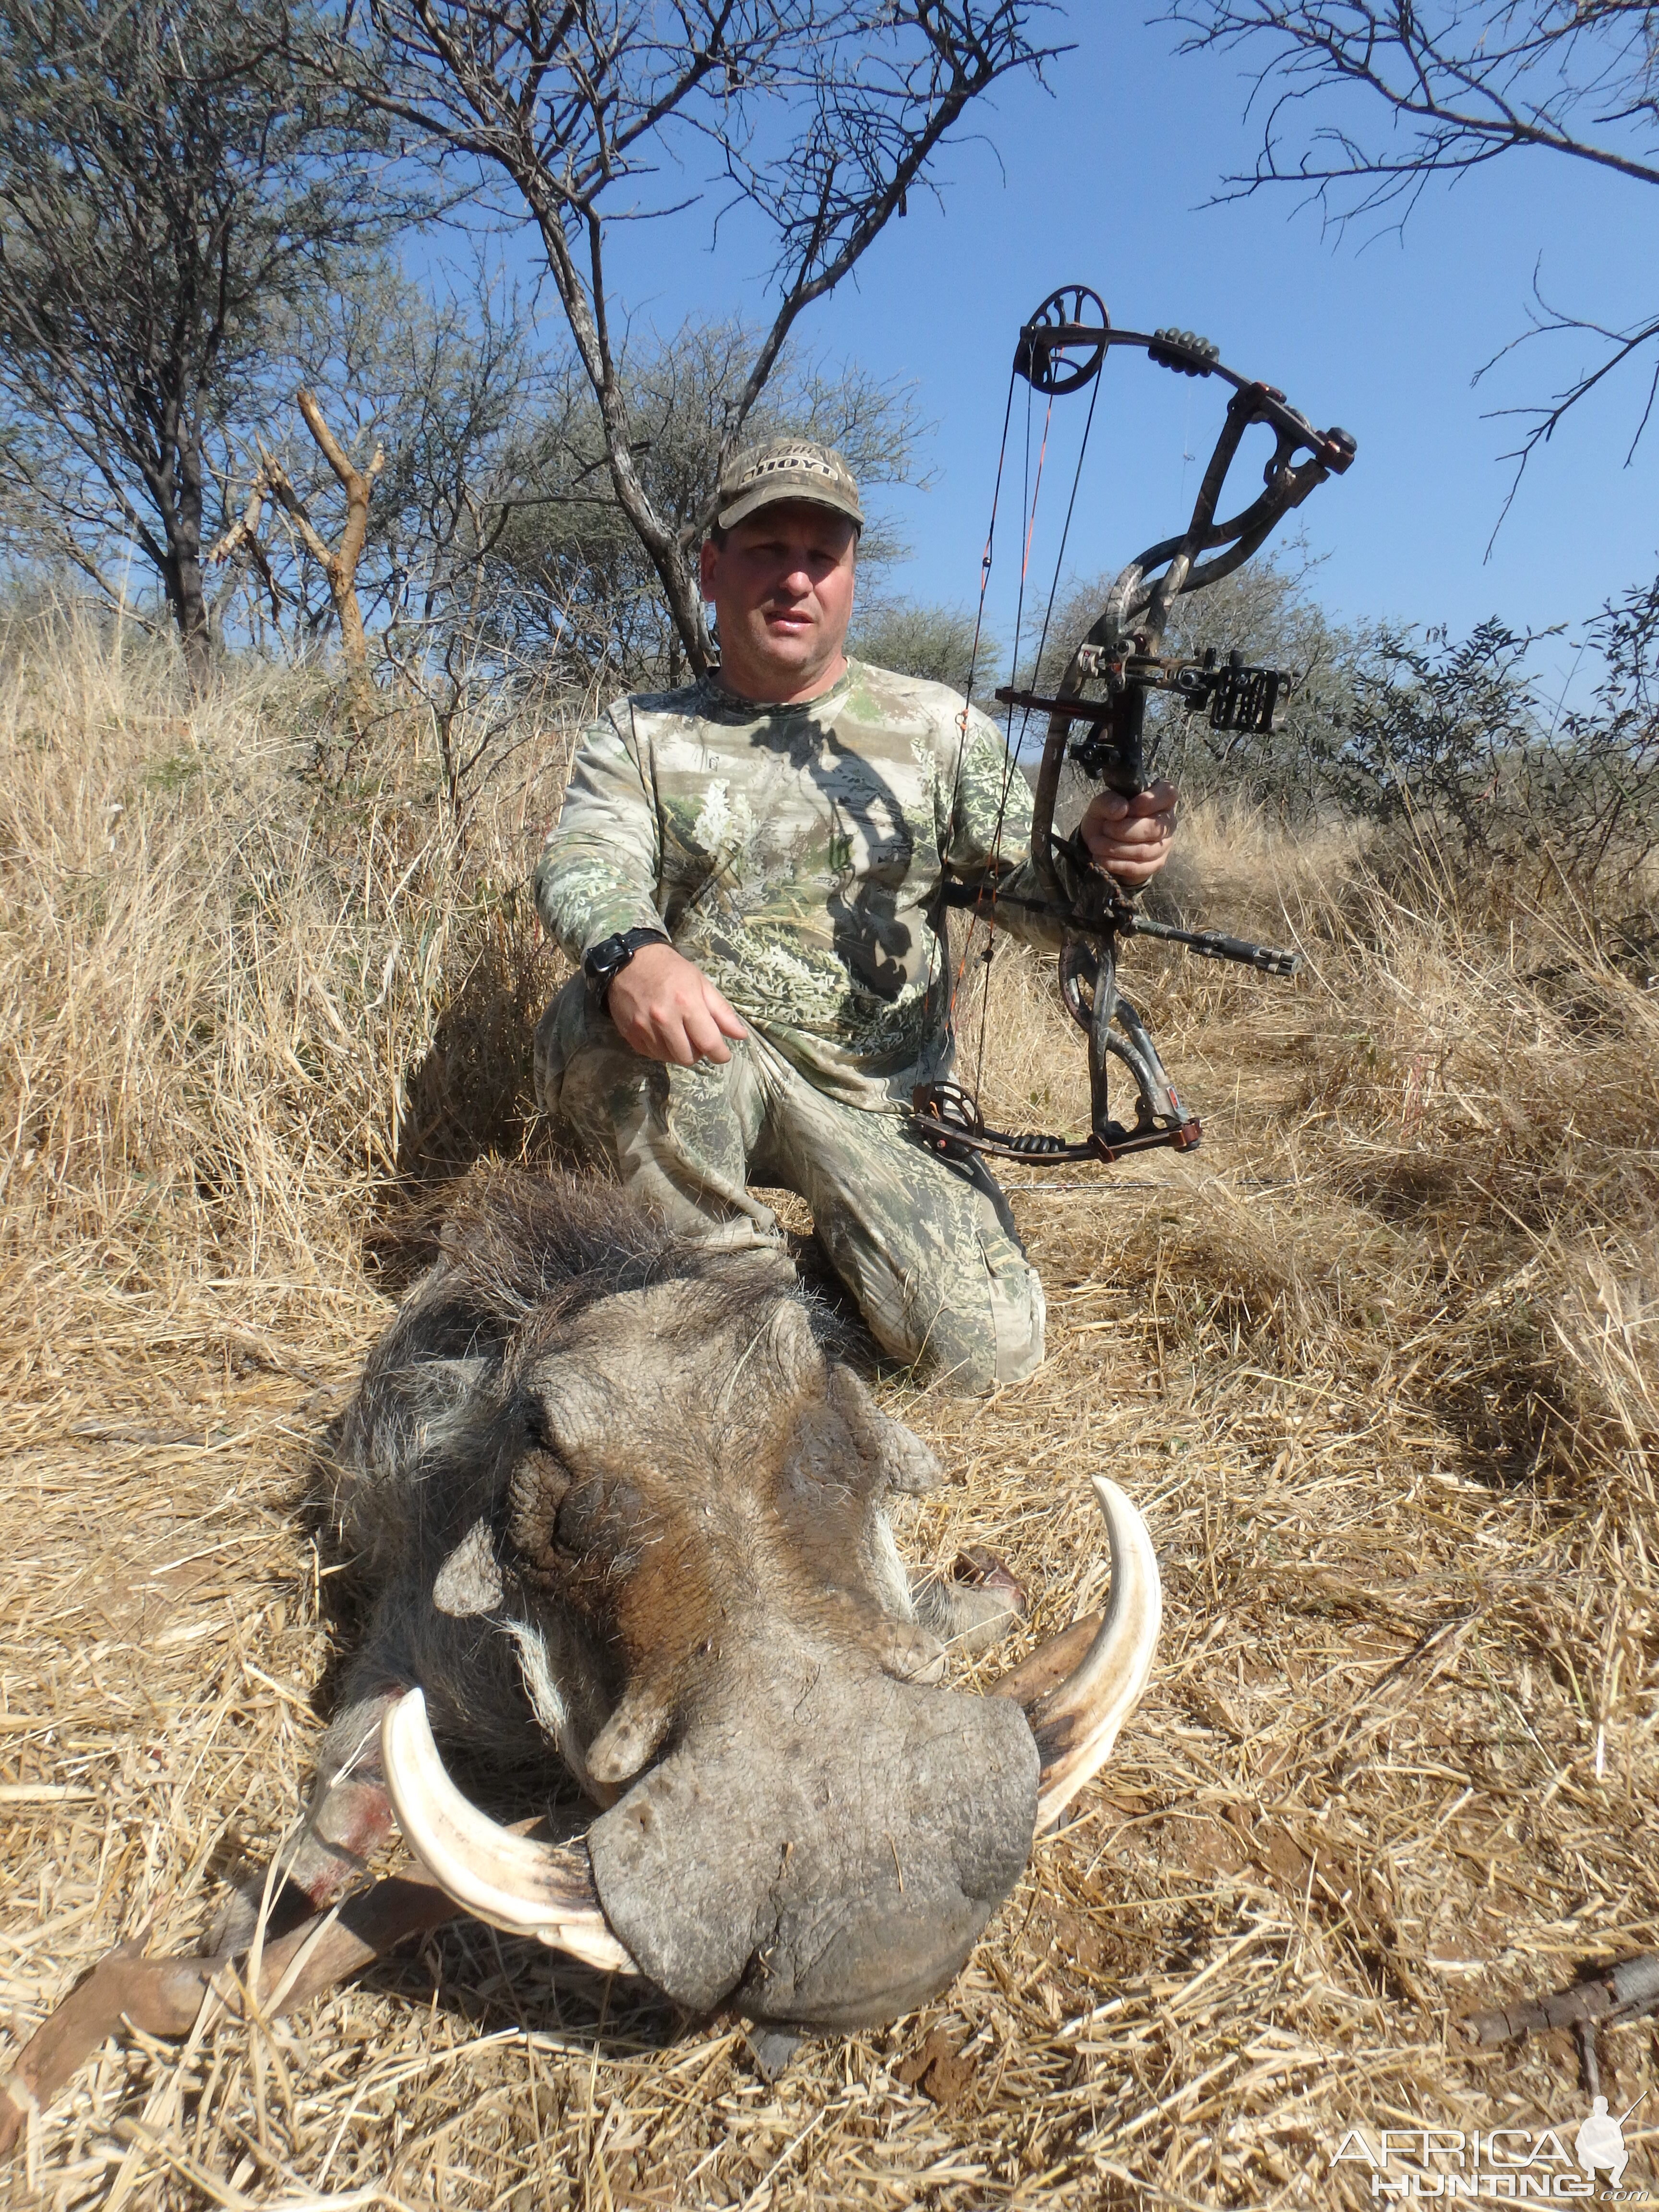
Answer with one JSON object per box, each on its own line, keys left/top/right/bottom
{"left": 913, "top": 285, "right": 1356, "bottom": 1167}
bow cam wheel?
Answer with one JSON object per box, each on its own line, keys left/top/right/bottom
{"left": 1015, "top": 285, "right": 1109, "bottom": 395}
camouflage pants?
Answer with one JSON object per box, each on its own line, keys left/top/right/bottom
{"left": 534, "top": 976, "right": 1045, "bottom": 1394}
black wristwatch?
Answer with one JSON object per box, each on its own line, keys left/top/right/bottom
{"left": 583, "top": 926, "right": 670, "bottom": 1008}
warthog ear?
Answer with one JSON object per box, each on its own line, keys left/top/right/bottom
{"left": 764, "top": 1298, "right": 822, "bottom": 1386}
{"left": 433, "top": 1518, "right": 505, "bottom": 1617}
{"left": 779, "top": 1365, "right": 943, "bottom": 1509}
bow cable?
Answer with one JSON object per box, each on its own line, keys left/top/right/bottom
{"left": 944, "top": 376, "right": 1045, "bottom": 1075}
{"left": 941, "top": 359, "right": 1019, "bottom": 1064}
{"left": 955, "top": 362, "right": 1105, "bottom": 1110}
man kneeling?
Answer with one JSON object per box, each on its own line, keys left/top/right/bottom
{"left": 532, "top": 437, "right": 1176, "bottom": 1393}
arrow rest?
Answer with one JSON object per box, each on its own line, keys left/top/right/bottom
{"left": 918, "top": 284, "right": 1357, "bottom": 1170}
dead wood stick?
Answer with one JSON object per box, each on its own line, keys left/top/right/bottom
{"left": 1457, "top": 1952, "right": 1659, "bottom": 2050}
{"left": 0, "top": 1875, "right": 457, "bottom": 2158}
{"left": 204, "top": 472, "right": 269, "bottom": 570}
{"left": 205, "top": 468, "right": 283, "bottom": 619}
{"left": 294, "top": 387, "right": 383, "bottom": 677}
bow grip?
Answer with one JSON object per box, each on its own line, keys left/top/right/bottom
{"left": 1071, "top": 694, "right": 1146, "bottom": 798}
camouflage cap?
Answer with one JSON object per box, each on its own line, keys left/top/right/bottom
{"left": 713, "top": 436, "right": 864, "bottom": 533}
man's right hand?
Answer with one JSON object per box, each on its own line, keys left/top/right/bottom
{"left": 606, "top": 943, "right": 748, "bottom": 1066}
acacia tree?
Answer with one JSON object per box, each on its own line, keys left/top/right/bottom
{"left": 0, "top": 0, "right": 411, "bottom": 685}
{"left": 1165, "top": 2, "right": 1659, "bottom": 476}
{"left": 206, "top": 264, "right": 541, "bottom": 667}
{"left": 847, "top": 595, "right": 1002, "bottom": 698}
{"left": 209, "top": 292, "right": 925, "bottom": 813}
{"left": 317, "top": 0, "right": 1058, "bottom": 675}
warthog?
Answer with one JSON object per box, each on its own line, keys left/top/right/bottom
{"left": 282, "top": 1170, "right": 1161, "bottom": 2031}
{"left": 0, "top": 1170, "right": 1160, "bottom": 2150}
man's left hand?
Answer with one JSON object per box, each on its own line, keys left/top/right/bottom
{"left": 1078, "top": 779, "right": 1178, "bottom": 888}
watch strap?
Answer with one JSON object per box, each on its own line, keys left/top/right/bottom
{"left": 583, "top": 926, "right": 670, "bottom": 1007}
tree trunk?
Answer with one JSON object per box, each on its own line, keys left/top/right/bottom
{"left": 165, "top": 421, "right": 215, "bottom": 693}
{"left": 599, "top": 451, "right": 712, "bottom": 679}
{"left": 165, "top": 547, "right": 214, "bottom": 691}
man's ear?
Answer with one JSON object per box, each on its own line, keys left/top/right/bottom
{"left": 698, "top": 535, "right": 719, "bottom": 601}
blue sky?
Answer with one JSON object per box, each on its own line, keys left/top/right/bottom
{"left": 508, "top": 9, "right": 1658, "bottom": 702}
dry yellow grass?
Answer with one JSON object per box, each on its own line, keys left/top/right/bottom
{"left": 1, "top": 619, "right": 1656, "bottom": 2208}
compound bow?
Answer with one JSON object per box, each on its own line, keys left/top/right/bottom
{"left": 912, "top": 284, "right": 1357, "bottom": 1166}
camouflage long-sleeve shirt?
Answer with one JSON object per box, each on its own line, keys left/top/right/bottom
{"left": 533, "top": 659, "right": 1062, "bottom": 1106}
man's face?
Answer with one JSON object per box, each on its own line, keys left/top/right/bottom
{"left": 699, "top": 499, "right": 858, "bottom": 702}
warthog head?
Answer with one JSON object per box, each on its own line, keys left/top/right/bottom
{"left": 311, "top": 1172, "right": 1158, "bottom": 2032}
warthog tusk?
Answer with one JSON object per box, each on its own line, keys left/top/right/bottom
{"left": 1000, "top": 1478, "right": 1161, "bottom": 1833}
{"left": 380, "top": 1691, "right": 637, "bottom": 1974}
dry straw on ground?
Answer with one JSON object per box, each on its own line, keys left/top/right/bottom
{"left": 1, "top": 616, "right": 1656, "bottom": 2208}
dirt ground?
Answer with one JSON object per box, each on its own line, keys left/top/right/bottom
{"left": 2, "top": 642, "right": 1657, "bottom": 2206}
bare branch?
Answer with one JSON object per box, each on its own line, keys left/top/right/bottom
{"left": 1167, "top": 1, "right": 1659, "bottom": 205}
{"left": 1164, "top": 1, "right": 1659, "bottom": 497}
{"left": 205, "top": 464, "right": 285, "bottom": 615}
{"left": 1477, "top": 283, "right": 1659, "bottom": 543}
{"left": 314, "top": 0, "right": 1058, "bottom": 671}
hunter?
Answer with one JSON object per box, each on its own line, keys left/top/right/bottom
{"left": 532, "top": 437, "right": 1178, "bottom": 1393}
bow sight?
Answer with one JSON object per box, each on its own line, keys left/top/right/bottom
{"left": 913, "top": 284, "right": 1356, "bottom": 1168}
